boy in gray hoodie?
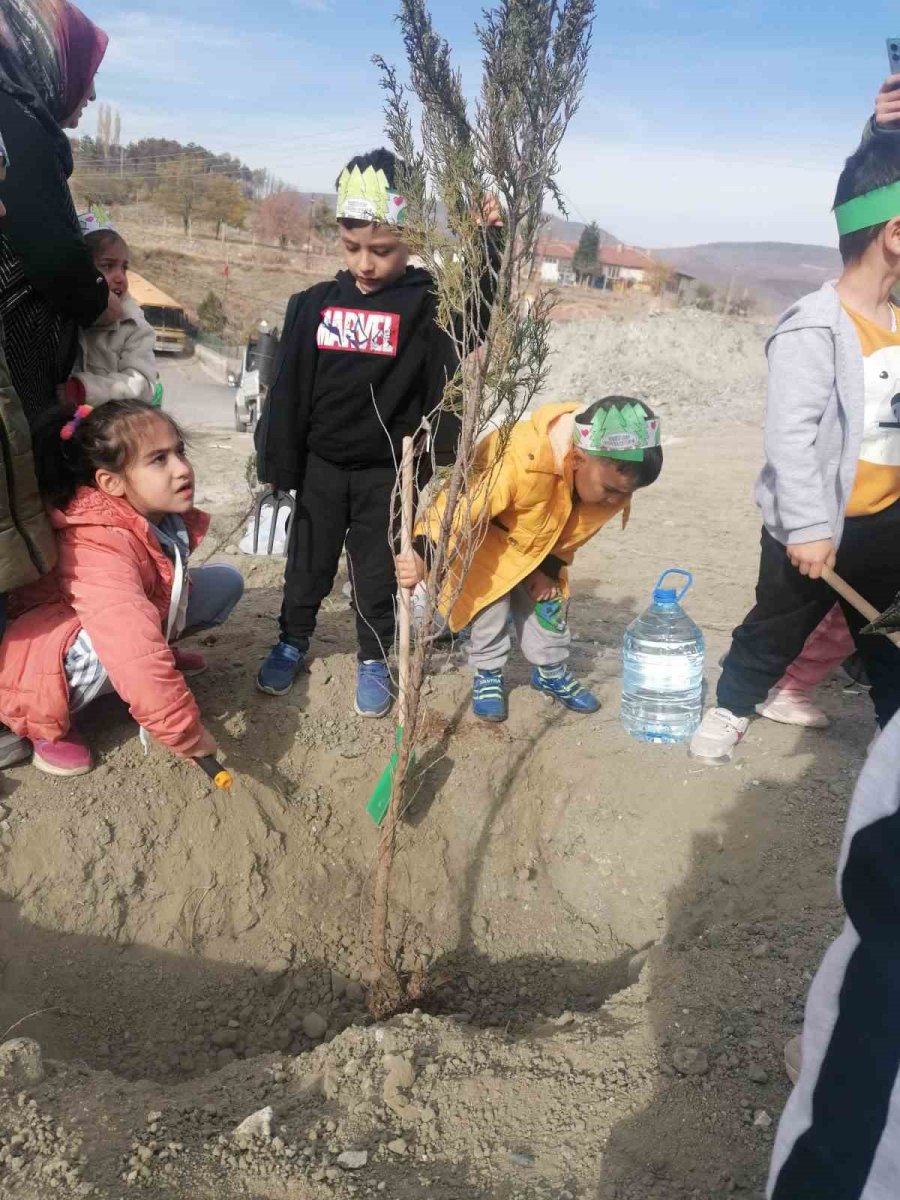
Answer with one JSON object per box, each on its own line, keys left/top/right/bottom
{"left": 691, "top": 132, "right": 900, "bottom": 762}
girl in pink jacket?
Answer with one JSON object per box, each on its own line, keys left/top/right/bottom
{"left": 0, "top": 399, "right": 243, "bottom": 777}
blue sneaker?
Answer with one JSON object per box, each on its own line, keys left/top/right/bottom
{"left": 257, "top": 641, "right": 305, "bottom": 696}
{"left": 472, "top": 669, "right": 507, "bottom": 723}
{"left": 531, "top": 665, "right": 600, "bottom": 714}
{"left": 355, "top": 660, "right": 393, "bottom": 718}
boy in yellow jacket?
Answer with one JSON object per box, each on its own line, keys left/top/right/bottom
{"left": 396, "top": 396, "right": 663, "bottom": 721}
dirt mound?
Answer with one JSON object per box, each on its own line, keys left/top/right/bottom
{"left": 544, "top": 310, "right": 768, "bottom": 426}
{"left": 0, "top": 405, "right": 863, "bottom": 1196}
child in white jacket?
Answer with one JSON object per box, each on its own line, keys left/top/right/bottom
{"left": 58, "top": 214, "right": 158, "bottom": 408}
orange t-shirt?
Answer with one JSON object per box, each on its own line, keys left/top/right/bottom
{"left": 845, "top": 304, "right": 900, "bottom": 517}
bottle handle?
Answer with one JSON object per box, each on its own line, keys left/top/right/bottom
{"left": 655, "top": 568, "right": 693, "bottom": 601}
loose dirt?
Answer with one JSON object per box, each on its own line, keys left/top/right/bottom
{"left": 0, "top": 310, "right": 864, "bottom": 1198}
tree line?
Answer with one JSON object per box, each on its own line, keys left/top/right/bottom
{"left": 70, "top": 127, "right": 337, "bottom": 250}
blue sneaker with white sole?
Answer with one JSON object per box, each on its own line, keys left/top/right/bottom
{"left": 531, "top": 665, "right": 600, "bottom": 714}
{"left": 257, "top": 641, "right": 305, "bottom": 696}
{"left": 355, "top": 660, "right": 393, "bottom": 718}
{"left": 472, "top": 669, "right": 508, "bottom": 723}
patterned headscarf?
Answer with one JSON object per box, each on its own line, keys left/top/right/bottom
{"left": 0, "top": 0, "right": 108, "bottom": 125}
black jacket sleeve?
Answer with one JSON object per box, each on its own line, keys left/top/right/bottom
{"left": 452, "top": 224, "right": 504, "bottom": 352}
{"left": 0, "top": 94, "right": 108, "bottom": 327}
{"left": 424, "top": 225, "right": 505, "bottom": 468}
{"left": 255, "top": 284, "right": 333, "bottom": 491}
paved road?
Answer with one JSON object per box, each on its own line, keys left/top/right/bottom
{"left": 157, "top": 357, "right": 235, "bottom": 432}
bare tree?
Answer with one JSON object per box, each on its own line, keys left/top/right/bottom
{"left": 198, "top": 176, "right": 250, "bottom": 237}
{"left": 253, "top": 189, "right": 306, "bottom": 249}
{"left": 368, "top": 0, "right": 595, "bottom": 1016}
{"left": 96, "top": 102, "right": 111, "bottom": 155}
{"left": 157, "top": 157, "right": 205, "bottom": 236}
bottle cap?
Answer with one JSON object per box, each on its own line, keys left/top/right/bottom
{"left": 653, "top": 586, "right": 679, "bottom": 604}
{"left": 652, "top": 569, "right": 693, "bottom": 606}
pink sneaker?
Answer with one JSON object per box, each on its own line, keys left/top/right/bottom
{"left": 32, "top": 731, "right": 92, "bottom": 777}
{"left": 755, "top": 687, "right": 829, "bottom": 729}
{"left": 173, "top": 647, "right": 207, "bottom": 676}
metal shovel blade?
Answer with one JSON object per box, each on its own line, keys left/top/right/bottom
{"left": 863, "top": 590, "right": 900, "bottom": 636}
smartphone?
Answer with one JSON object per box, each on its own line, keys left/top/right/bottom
{"left": 888, "top": 37, "right": 900, "bottom": 77}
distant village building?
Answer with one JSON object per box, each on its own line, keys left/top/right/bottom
{"left": 535, "top": 240, "right": 694, "bottom": 298}
{"left": 536, "top": 239, "right": 578, "bottom": 286}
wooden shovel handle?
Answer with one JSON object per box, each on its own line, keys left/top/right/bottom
{"left": 821, "top": 564, "right": 900, "bottom": 649}
{"left": 820, "top": 565, "right": 880, "bottom": 622}
{"left": 397, "top": 437, "right": 415, "bottom": 726}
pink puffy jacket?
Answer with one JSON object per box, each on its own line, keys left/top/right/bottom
{"left": 0, "top": 486, "right": 210, "bottom": 756}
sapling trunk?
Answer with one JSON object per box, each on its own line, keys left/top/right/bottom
{"left": 368, "top": 0, "right": 595, "bottom": 1016}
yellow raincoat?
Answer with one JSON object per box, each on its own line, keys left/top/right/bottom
{"left": 423, "top": 402, "right": 630, "bottom": 631}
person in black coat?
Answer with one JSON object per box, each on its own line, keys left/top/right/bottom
{"left": 255, "top": 146, "right": 502, "bottom": 717}
{"left": 0, "top": 0, "right": 116, "bottom": 425}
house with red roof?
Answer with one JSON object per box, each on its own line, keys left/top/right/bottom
{"left": 535, "top": 239, "right": 694, "bottom": 297}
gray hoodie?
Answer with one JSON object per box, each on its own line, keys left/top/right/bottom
{"left": 755, "top": 281, "right": 865, "bottom": 549}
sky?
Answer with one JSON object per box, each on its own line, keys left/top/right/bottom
{"left": 85, "top": 0, "right": 900, "bottom": 248}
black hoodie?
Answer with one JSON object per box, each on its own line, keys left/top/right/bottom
{"left": 255, "top": 228, "right": 502, "bottom": 491}
{"left": 309, "top": 265, "right": 445, "bottom": 467}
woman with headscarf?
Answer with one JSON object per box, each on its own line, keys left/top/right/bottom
{"left": 0, "top": 0, "right": 117, "bottom": 425}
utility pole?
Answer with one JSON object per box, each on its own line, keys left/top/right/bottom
{"left": 119, "top": 145, "right": 124, "bottom": 177}
{"left": 306, "top": 196, "right": 314, "bottom": 268}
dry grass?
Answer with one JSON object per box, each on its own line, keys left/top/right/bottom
{"left": 114, "top": 205, "right": 343, "bottom": 340}
{"left": 112, "top": 204, "right": 672, "bottom": 341}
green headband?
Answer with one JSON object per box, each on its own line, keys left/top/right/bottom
{"left": 835, "top": 179, "right": 900, "bottom": 236}
{"left": 336, "top": 165, "right": 408, "bottom": 227}
{"left": 574, "top": 402, "right": 661, "bottom": 463}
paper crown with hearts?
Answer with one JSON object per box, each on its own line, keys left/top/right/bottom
{"left": 574, "top": 402, "right": 661, "bottom": 463}
{"left": 77, "top": 205, "right": 116, "bottom": 237}
{"left": 335, "top": 165, "right": 408, "bottom": 227}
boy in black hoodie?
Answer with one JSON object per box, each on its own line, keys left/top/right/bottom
{"left": 255, "top": 147, "right": 502, "bottom": 716}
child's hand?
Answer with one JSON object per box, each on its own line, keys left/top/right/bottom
{"left": 787, "top": 538, "right": 836, "bottom": 580}
{"left": 525, "top": 569, "right": 559, "bottom": 602}
{"left": 875, "top": 76, "right": 900, "bottom": 128}
{"left": 192, "top": 726, "right": 220, "bottom": 760}
{"left": 96, "top": 293, "right": 125, "bottom": 326}
{"left": 479, "top": 193, "right": 504, "bottom": 227}
{"left": 396, "top": 551, "right": 425, "bottom": 590}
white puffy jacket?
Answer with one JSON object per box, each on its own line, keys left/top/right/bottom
{"left": 74, "top": 293, "right": 156, "bottom": 404}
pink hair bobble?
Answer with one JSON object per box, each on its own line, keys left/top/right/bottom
{"left": 60, "top": 404, "right": 93, "bottom": 441}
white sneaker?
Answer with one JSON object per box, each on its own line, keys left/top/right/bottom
{"left": 689, "top": 708, "right": 750, "bottom": 763}
{"left": 755, "top": 687, "right": 830, "bottom": 729}
{"left": 784, "top": 1035, "right": 802, "bottom": 1084}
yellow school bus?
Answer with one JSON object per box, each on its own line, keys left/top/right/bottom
{"left": 128, "top": 271, "right": 188, "bottom": 355}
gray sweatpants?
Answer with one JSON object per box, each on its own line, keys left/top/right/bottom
{"left": 467, "top": 584, "right": 570, "bottom": 672}
{"left": 767, "top": 712, "right": 900, "bottom": 1199}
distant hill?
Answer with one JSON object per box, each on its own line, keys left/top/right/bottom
{"left": 655, "top": 242, "right": 842, "bottom": 313}
{"left": 542, "top": 216, "right": 619, "bottom": 246}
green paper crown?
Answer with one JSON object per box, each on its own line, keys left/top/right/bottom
{"left": 336, "top": 165, "right": 408, "bottom": 226}
{"left": 574, "top": 402, "right": 661, "bottom": 462}
{"left": 835, "top": 179, "right": 900, "bottom": 236}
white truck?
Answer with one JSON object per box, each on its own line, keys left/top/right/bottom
{"left": 231, "top": 340, "right": 262, "bottom": 433}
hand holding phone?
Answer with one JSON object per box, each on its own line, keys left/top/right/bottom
{"left": 876, "top": 43, "right": 900, "bottom": 128}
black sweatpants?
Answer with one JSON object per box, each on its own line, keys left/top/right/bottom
{"left": 279, "top": 453, "right": 397, "bottom": 662}
{"left": 718, "top": 501, "right": 900, "bottom": 728}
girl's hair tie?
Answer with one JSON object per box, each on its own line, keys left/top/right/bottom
{"left": 60, "top": 404, "right": 93, "bottom": 442}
